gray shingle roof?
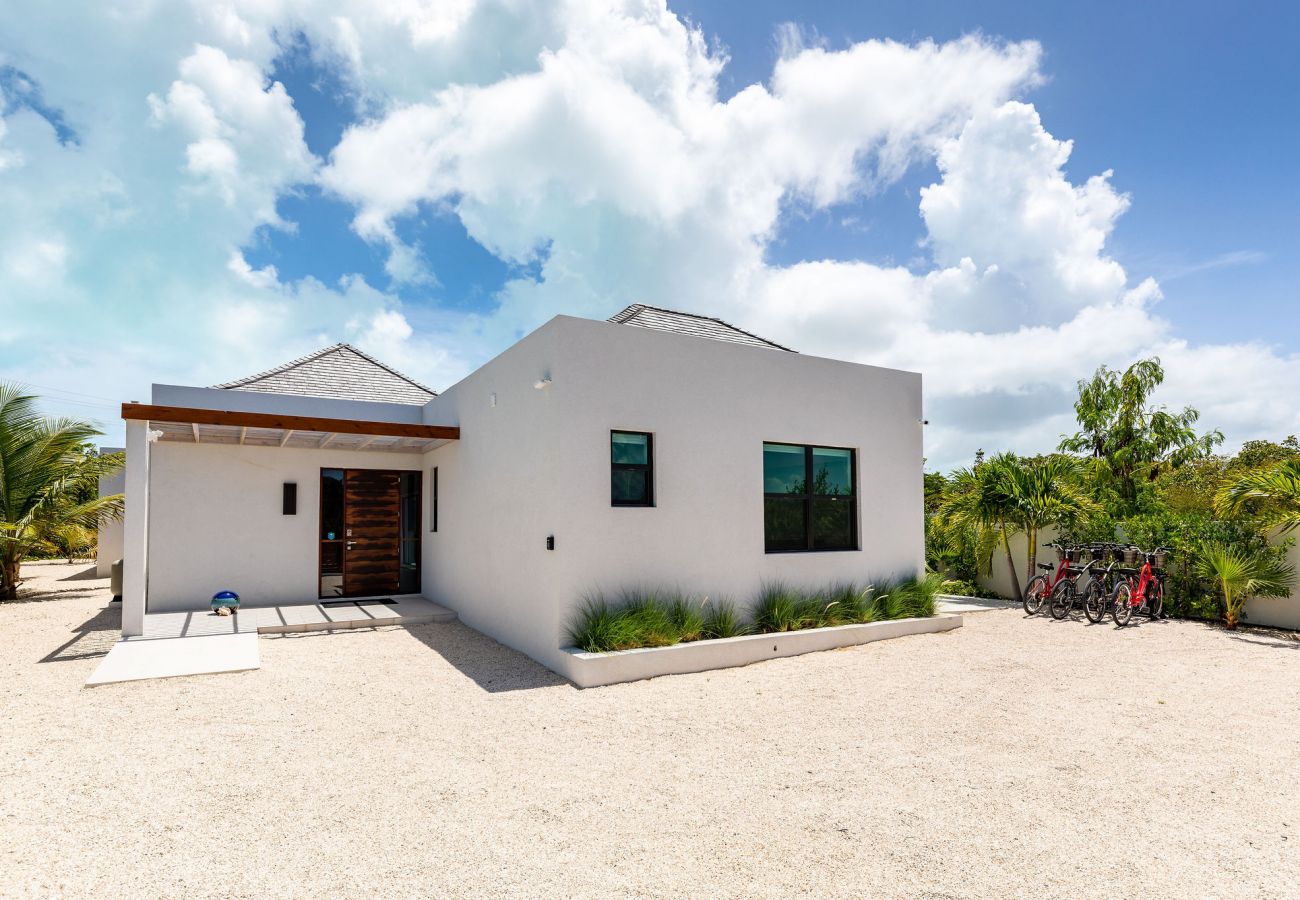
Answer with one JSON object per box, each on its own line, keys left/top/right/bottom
{"left": 607, "top": 304, "right": 794, "bottom": 352}
{"left": 214, "top": 344, "right": 436, "bottom": 405}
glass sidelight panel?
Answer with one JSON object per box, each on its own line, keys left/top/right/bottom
{"left": 399, "top": 472, "right": 421, "bottom": 593}
{"left": 319, "top": 469, "right": 345, "bottom": 597}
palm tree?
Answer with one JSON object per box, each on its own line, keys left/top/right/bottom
{"left": 1195, "top": 542, "right": 1295, "bottom": 630}
{"left": 1216, "top": 460, "right": 1300, "bottom": 534}
{"left": 999, "top": 456, "right": 1096, "bottom": 581}
{"left": 0, "top": 385, "right": 124, "bottom": 601}
{"left": 938, "top": 453, "right": 1022, "bottom": 599}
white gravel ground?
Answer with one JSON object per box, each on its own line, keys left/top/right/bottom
{"left": 3, "top": 561, "right": 1298, "bottom": 898}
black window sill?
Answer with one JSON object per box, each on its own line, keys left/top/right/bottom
{"left": 764, "top": 547, "right": 862, "bottom": 554}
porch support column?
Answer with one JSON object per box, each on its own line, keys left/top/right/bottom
{"left": 121, "top": 418, "right": 151, "bottom": 637}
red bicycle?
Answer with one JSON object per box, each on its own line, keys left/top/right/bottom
{"left": 1110, "top": 546, "right": 1169, "bottom": 626}
{"left": 1023, "top": 542, "right": 1080, "bottom": 615}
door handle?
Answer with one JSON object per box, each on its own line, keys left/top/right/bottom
{"left": 346, "top": 541, "right": 357, "bottom": 549}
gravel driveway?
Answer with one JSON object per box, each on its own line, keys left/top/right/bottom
{"left": 3, "top": 562, "right": 1297, "bottom": 898}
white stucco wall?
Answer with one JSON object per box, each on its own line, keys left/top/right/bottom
{"left": 96, "top": 446, "right": 125, "bottom": 577}
{"left": 421, "top": 315, "right": 924, "bottom": 677}
{"left": 419, "top": 323, "right": 567, "bottom": 672}
{"left": 975, "top": 527, "right": 1061, "bottom": 600}
{"left": 146, "top": 442, "right": 424, "bottom": 611}
{"left": 1246, "top": 535, "right": 1300, "bottom": 630}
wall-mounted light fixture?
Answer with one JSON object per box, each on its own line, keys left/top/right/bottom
{"left": 283, "top": 482, "right": 298, "bottom": 515}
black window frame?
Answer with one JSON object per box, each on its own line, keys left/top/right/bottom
{"left": 763, "top": 441, "right": 858, "bottom": 553}
{"left": 611, "top": 430, "right": 654, "bottom": 507}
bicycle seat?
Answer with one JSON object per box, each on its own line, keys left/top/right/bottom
{"left": 1115, "top": 567, "right": 1138, "bottom": 576}
{"left": 1037, "top": 563, "right": 1054, "bottom": 571}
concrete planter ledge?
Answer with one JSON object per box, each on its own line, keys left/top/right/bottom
{"left": 561, "top": 612, "right": 963, "bottom": 688}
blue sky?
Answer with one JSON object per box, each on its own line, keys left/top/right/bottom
{"left": 244, "top": 0, "right": 1300, "bottom": 350}
{"left": 2, "top": 0, "right": 1297, "bottom": 469}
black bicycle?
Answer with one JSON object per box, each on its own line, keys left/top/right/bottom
{"left": 1049, "top": 544, "right": 1109, "bottom": 620}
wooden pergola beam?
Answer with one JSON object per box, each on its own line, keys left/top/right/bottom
{"left": 123, "top": 404, "right": 460, "bottom": 441}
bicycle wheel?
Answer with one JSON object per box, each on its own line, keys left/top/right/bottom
{"left": 1111, "top": 582, "right": 1134, "bottom": 627}
{"left": 1083, "top": 581, "right": 1107, "bottom": 624}
{"left": 1145, "top": 577, "right": 1164, "bottom": 619}
{"left": 1023, "top": 575, "right": 1050, "bottom": 615}
{"left": 1049, "top": 579, "right": 1074, "bottom": 620}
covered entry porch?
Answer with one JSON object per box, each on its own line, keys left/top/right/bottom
{"left": 119, "top": 402, "right": 459, "bottom": 638}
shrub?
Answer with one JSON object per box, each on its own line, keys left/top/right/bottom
{"left": 937, "top": 578, "right": 1002, "bottom": 600}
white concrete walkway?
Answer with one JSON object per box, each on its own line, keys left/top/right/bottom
{"left": 936, "top": 594, "right": 1020, "bottom": 614}
{"left": 87, "top": 633, "right": 260, "bottom": 686}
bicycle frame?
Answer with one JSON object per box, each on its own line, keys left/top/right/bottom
{"left": 1043, "top": 557, "right": 1081, "bottom": 593}
{"left": 1117, "top": 556, "right": 1158, "bottom": 608}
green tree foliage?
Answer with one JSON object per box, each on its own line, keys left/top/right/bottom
{"left": 924, "top": 354, "right": 1300, "bottom": 629}
{"left": 998, "top": 455, "right": 1096, "bottom": 580}
{"left": 1059, "top": 358, "right": 1223, "bottom": 512}
{"left": 0, "top": 386, "right": 124, "bottom": 600}
{"left": 1195, "top": 542, "right": 1295, "bottom": 630}
{"left": 1217, "top": 458, "right": 1300, "bottom": 535}
{"left": 936, "top": 452, "right": 1024, "bottom": 598}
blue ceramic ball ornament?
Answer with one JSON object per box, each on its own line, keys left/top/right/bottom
{"left": 211, "top": 590, "right": 240, "bottom": 611}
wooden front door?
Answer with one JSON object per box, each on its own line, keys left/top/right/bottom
{"left": 343, "top": 469, "right": 402, "bottom": 597}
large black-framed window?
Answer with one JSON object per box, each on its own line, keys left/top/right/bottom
{"left": 763, "top": 442, "right": 857, "bottom": 552}
{"left": 611, "top": 430, "right": 654, "bottom": 507}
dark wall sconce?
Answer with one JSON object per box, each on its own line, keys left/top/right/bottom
{"left": 283, "top": 482, "right": 297, "bottom": 515}
{"left": 546, "top": 535, "right": 555, "bottom": 551}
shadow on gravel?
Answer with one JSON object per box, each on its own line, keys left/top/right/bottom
{"left": 58, "top": 565, "right": 103, "bottom": 582}
{"left": 11, "top": 586, "right": 110, "bottom": 605}
{"left": 267, "top": 620, "right": 572, "bottom": 694}
{"left": 39, "top": 603, "right": 121, "bottom": 664}
{"left": 405, "top": 622, "right": 571, "bottom": 694}
{"left": 1223, "top": 631, "right": 1300, "bottom": 650}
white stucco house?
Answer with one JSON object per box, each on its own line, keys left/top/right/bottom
{"left": 119, "top": 306, "right": 924, "bottom": 680}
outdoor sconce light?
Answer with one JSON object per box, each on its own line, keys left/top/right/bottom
{"left": 546, "top": 535, "right": 555, "bottom": 550}
{"left": 283, "top": 482, "right": 297, "bottom": 515}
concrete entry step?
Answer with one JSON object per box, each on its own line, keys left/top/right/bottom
{"left": 130, "top": 596, "right": 457, "bottom": 641}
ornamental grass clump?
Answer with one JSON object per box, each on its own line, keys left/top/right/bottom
{"left": 568, "top": 589, "right": 741, "bottom": 652}
{"left": 892, "top": 571, "right": 943, "bottom": 619}
{"left": 701, "top": 599, "right": 747, "bottom": 639}
{"left": 572, "top": 574, "right": 940, "bottom": 652}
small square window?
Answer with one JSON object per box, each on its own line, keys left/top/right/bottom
{"left": 611, "top": 431, "right": 653, "bottom": 507}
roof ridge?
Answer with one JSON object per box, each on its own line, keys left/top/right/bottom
{"left": 213, "top": 343, "right": 436, "bottom": 397}
{"left": 330, "top": 343, "right": 437, "bottom": 396}
{"left": 607, "top": 303, "right": 795, "bottom": 352}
